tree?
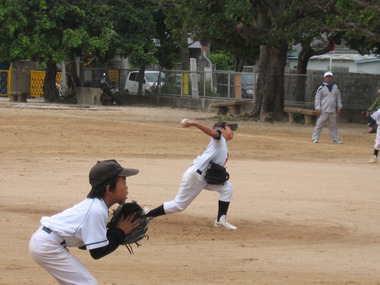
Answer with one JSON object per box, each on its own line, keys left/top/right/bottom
{"left": 0, "top": 0, "right": 113, "bottom": 102}
{"left": 108, "top": 0, "right": 160, "bottom": 95}
{"left": 269, "top": 0, "right": 342, "bottom": 102}
{"left": 153, "top": 6, "right": 181, "bottom": 70}
{"left": 176, "top": 0, "right": 380, "bottom": 121}
{"left": 235, "top": 0, "right": 293, "bottom": 121}
{"left": 168, "top": 0, "right": 260, "bottom": 72}
{"left": 333, "top": 0, "right": 380, "bottom": 54}
{"left": 286, "top": 0, "right": 380, "bottom": 102}
{"left": 167, "top": 0, "right": 294, "bottom": 121}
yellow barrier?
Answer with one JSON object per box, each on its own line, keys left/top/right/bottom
{"left": 108, "top": 70, "right": 119, "bottom": 83}
{"left": 30, "top": 70, "right": 62, "bottom": 97}
{"left": 0, "top": 69, "right": 10, "bottom": 96}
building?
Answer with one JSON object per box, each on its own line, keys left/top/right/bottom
{"left": 287, "top": 45, "right": 380, "bottom": 75}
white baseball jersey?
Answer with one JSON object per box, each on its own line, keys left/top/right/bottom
{"left": 192, "top": 130, "right": 229, "bottom": 172}
{"left": 371, "top": 109, "right": 380, "bottom": 150}
{"left": 163, "top": 131, "right": 233, "bottom": 214}
{"left": 40, "top": 198, "right": 109, "bottom": 250}
{"left": 371, "top": 109, "right": 380, "bottom": 125}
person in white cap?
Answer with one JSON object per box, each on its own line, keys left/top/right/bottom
{"left": 312, "top": 71, "right": 343, "bottom": 144}
{"left": 369, "top": 109, "right": 380, "bottom": 163}
{"left": 145, "top": 120, "right": 238, "bottom": 230}
{"left": 29, "top": 159, "right": 141, "bottom": 284}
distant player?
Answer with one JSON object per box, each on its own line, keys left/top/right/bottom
{"left": 29, "top": 160, "right": 141, "bottom": 284}
{"left": 145, "top": 120, "right": 238, "bottom": 230}
{"left": 369, "top": 109, "right": 380, "bottom": 163}
{"left": 312, "top": 71, "right": 343, "bottom": 144}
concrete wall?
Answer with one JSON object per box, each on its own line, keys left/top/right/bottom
{"left": 10, "top": 60, "right": 37, "bottom": 94}
{"left": 285, "top": 71, "right": 380, "bottom": 109}
{"left": 76, "top": 87, "right": 103, "bottom": 105}
{"left": 116, "top": 94, "right": 254, "bottom": 114}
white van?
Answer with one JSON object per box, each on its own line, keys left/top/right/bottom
{"left": 125, "top": 70, "right": 163, "bottom": 95}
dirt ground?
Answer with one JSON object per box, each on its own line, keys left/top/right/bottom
{"left": 1, "top": 98, "right": 380, "bottom": 285}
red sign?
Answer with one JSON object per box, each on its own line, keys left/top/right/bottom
{"left": 327, "top": 42, "right": 336, "bottom": 51}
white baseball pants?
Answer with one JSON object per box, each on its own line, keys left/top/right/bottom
{"left": 164, "top": 165, "right": 233, "bottom": 213}
{"left": 29, "top": 226, "right": 97, "bottom": 285}
{"left": 375, "top": 125, "right": 380, "bottom": 150}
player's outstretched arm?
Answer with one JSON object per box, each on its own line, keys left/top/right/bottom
{"left": 181, "top": 119, "right": 220, "bottom": 139}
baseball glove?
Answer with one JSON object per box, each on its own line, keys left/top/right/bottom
{"left": 107, "top": 201, "right": 149, "bottom": 253}
{"left": 204, "top": 161, "right": 230, "bottom": 185}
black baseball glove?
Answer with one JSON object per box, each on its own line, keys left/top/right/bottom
{"left": 107, "top": 201, "right": 149, "bottom": 253}
{"left": 204, "top": 161, "right": 230, "bottom": 185}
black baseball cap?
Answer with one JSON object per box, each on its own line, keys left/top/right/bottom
{"left": 89, "top": 159, "right": 139, "bottom": 188}
{"left": 213, "top": 121, "right": 238, "bottom": 131}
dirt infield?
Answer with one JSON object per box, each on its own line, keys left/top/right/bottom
{"left": 1, "top": 99, "right": 380, "bottom": 284}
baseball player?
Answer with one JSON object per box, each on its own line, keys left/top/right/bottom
{"left": 29, "top": 160, "right": 141, "bottom": 284}
{"left": 369, "top": 109, "right": 380, "bottom": 163}
{"left": 364, "top": 89, "right": 380, "bottom": 133}
{"left": 145, "top": 120, "right": 238, "bottom": 230}
{"left": 312, "top": 71, "right": 343, "bottom": 144}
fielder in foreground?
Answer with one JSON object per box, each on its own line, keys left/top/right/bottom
{"left": 146, "top": 119, "right": 238, "bottom": 230}
{"left": 29, "top": 160, "right": 141, "bottom": 284}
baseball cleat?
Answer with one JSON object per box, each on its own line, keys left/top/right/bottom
{"left": 313, "top": 139, "right": 319, "bottom": 143}
{"left": 333, "top": 139, "right": 343, "bottom": 144}
{"left": 369, "top": 157, "right": 377, "bottom": 163}
{"left": 213, "top": 216, "right": 237, "bottom": 230}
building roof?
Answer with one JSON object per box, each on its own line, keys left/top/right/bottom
{"left": 309, "top": 54, "right": 380, "bottom": 64}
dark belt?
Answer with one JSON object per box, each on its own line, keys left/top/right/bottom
{"left": 42, "top": 226, "right": 52, "bottom": 234}
{"left": 196, "top": 169, "right": 203, "bottom": 175}
{"left": 42, "top": 226, "right": 66, "bottom": 246}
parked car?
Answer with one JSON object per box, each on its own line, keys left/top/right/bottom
{"left": 241, "top": 73, "right": 255, "bottom": 99}
{"left": 216, "top": 72, "right": 256, "bottom": 99}
{"left": 125, "top": 70, "right": 164, "bottom": 95}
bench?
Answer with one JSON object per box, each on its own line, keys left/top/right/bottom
{"left": 211, "top": 101, "right": 246, "bottom": 115}
{"left": 9, "top": 91, "right": 28, "bottom": 102}
{"left": 283, "top": 107, "right": 318, "bottom": 125}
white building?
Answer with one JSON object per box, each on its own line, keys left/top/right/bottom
{"left": 288, "top": 53, "right": 380, "bottom": 74}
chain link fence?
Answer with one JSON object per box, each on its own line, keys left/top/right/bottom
{"left": 81, "top": 68, "right": 380, "bottom": 109}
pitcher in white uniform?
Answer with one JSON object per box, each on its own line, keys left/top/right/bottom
{"left": 29, "top": 159, "right": 141, "bottom": 284}
{"left": 146, "top": 120, "right": 238, "bottom": 230}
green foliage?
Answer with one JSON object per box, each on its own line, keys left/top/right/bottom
{"left": 107, "top": 0, "right": 159, "bottom": 68}
{"left": 0, "top": 0, "right": 113, "bottom": 63}
{"left": 210, "top": 53, "right": 234, "bottom": 70}
{"left": 164, "top": 0, "right": 259, "bottom": 71}
{"left": 333, "top": 0, "right": 380, "bottom": 54}
{"left": 0, "top": 0, "right": 114, "bottom": 101}
{"left": 153, "top": 7, "right": 180, "bottom": 69}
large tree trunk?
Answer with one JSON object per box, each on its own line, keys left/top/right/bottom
{"left": 65, "top": 59, "right": 80, "bottom": 95}
{"left": 295, "top": 42, "right": 314, "bottom": 102}
{"left": 234, "top": 55, "right": 244, "bottom": 72}
{"left": 181, "top": 31, "right": 190, "bottom": 70}
{"left": 43, "top": 61, "right": 58, "bottom": 102}
{"left": 251, "top": 42, "right": 288, "bottom": 121}
{"left": 295, "top": 41, "right": 335, "bottom": 102}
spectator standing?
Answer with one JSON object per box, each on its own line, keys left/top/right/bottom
{"left": 312, "top": 71, "right": 343, "bottom": 144}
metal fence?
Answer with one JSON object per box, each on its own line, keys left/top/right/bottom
{"left": 81, "top": 68, "right": 258, "bottom": 100}
{"left": 81, "top": 68, "right": 380, "bottom": 109}
{"left": 0, "top": 69, "right": 10, "bottom": 96}
{"left": 30, "top": 70, "right": 62, "bottom": 96}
